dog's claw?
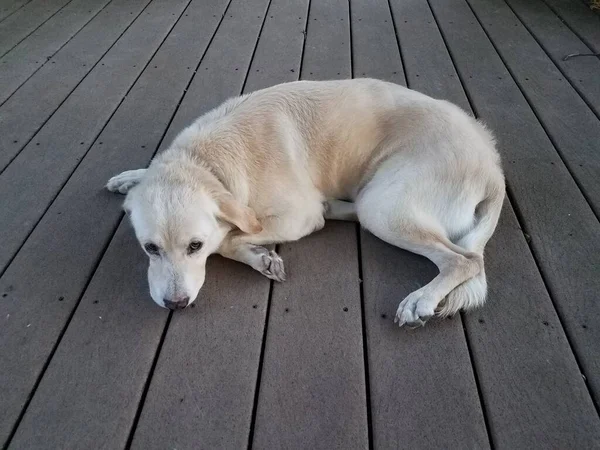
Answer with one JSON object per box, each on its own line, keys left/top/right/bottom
{"left": 395, "top": 290, "right": 436, "bottom": 328}
{"left": 260, "top": 250, "right": 286, "bottom": 282}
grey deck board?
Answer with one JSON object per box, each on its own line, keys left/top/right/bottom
{"left": 397, "top": 0, "right": 600, "bottom": 444}
{"left": 0, "top": 0, "right": 152, "bottom": 173}
{"left": 506, "top": 0, "right": 600, "bottom": 119}
{"left": 0, "top": 0, "right": 112, "bottom": 105}
{"left": 467, "top": 202, "right": 600, "bottom": 448}
{"left": 253, "top": 226, "right": 368, "bottom": 450}
{"left": 0, "top": 0, "right": 32, "bottom": 22}
{"left": 0, "top": 0, "right": 189, "bottom": 275}
{"left": 252, "top": 2, "right": 368, "bottom": 449}
{"left": 130, "top": 260, "right": 270, "bottom": 450}
{"left": 243, "top": 0, "right": 308, "bottom": 93}
{"left": 7, "top": 225, "right": 169, "bottom": 450}
{"left": 133, "top": 4, "right": 307, "bottom": 447}
{"left": 0, "top": 0, "right": 71, "bottom": 56}
{"left": 542, "top": 0, "right": 600, "bottom": 52}
{"left": 361, "top": 232, "right": 490, "bottom": 448}
{"left": 350, "top": 0, "right": 403, "bottom": 83}
{"left": 389, "top": 0, "right": 466, "bottom": 107}
{"left": 300, "top": 0, "right": 351, "bottom": 80}
{"left": 0, "top": 0, "right": 230, "bottom": 447}
{"left": 129, "top": 1, "right": 279, "bottom": 448}
{"left": 428, "top": 0, "right": 600, "bottom": 442}
{"left": 361, "top": 234, "right": 491, "bottom": 449}
{"left": 356, "top": 0, "right": 489, "bottom": 447}
{"left": 1, "top": 0, "right": 599, "bottom": 447}
{"left": 466, "top": 0, "right": 600, "bottom": 217}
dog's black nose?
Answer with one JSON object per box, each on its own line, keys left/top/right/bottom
{"left": 163, "top": 297, "right": 189, "bottom": 310}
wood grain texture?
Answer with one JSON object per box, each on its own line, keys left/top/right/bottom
{"left": 130, "top": 257, "right": 271, "bottom": 450}
{"left": 466, "top": 0, "right": 600, "bottom": 215}
{"left": 0, "top": 0, "right": 189, "bottom": 275}
{"left": 350, "top": 0, "right": 403, "bottom": 84}
{"left": 466, "top": 201, "right": 600, "bottom": 449}
{"left": 361, "top": 233, "right": 491, "bottom": 449}
{"left": 427, "top": 0, "right": 600, "bottom": 444}
{"left": 541, "top": 0, "right": 600, "bottom": 52}
{"left": 356, "top": 0, "right": 489, "bottom": 448}
{"left": 0, "top": 0, "right": 33, "bottom": 22}
{"left": 300, "top": 0, "right": 350, "bottom": 80}
{"left": 0, "top": 0, "right": 152, "bottom": 173}
{"left": 130, "top": 1, "right": 280, "bottom": 448}
{"left": 0, "top": 0, "right": 599, "bottom": 446}
{"left": 7, "top": 225, "right": 169, "bottom": 450}
{"left": 252, "top": 2, "right": 368, "bottom": 449}
{"left": 0, "top": 0, "right": 112, "bottom": 104}
{"left": 253, "top": 225, "right": 368, "bottom": 450}
{"left": 505, "top": 0, "right": 600, "bottom": 118}
{"left": 388, "top": 0, "right": 470, "bottom": 107}
{"left": 0, "top": 0, "right": 229, "bottom": 446}
{"left": 0, "top": 0, "right": 70, "bottom": 56}
{"left": 243, "top": 0, "right": 308, "bottom": 93}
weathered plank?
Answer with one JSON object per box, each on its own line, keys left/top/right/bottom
{"left": 0, "top": 0, "right": 113, "bottom": 104}
{"left": 6, "top": 226, "right": 169, "bottom": 450}
{"left": 0, "top": 0, "right": 70, "bottom": 56}
{"left": 541, "top": 0, "right": 600, "bottom": 52}
{"left": 427, "top": 0, "right": 600, "bottom": 443}
{"left": 251, "top": 2, "right": 368, "bottom": 449}
{"left": 0, "top": 0, "right": 32, "bottom": 22}
{"left": 355, "top": 0, "right": 489, "bottom": 447}
{"left": 299, "top": 0, "right": 350, "bottom": 80}
{"left": 1, "top": 0, "right": 232, "bottom": 447}
{"left": 388, "top": 0, "right": 469, "bottom": 107}
{"left": 253, "top": 228, "right": 368, "bottom": 449}
{"left": 466, "top": 0, "right": 600, "bottom": 216}
{"left": 469, "top": 200, "right": 600, "bottom": 448}
{"left": 243, "top": 0, "right": 307, "bottom": 93}
{"left": 0, "top": 0, "right": 190, "bottom": 275}
{"left": 130, "top": 1, "right": 278, "bottom": 448}
{"left": 350, "top": 0, "right": 403, "bottom": 83}
{"left": 505, "top": 0, "right": 600, "bottom": 118}
{"left": 0, "top": 0, "right": 152, "bottom": 173}
{"left": 131, "top": 1, "right": 306, "bottom": 448}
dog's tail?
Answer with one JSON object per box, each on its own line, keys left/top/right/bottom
{"left": 437, "top": 177, "right": 505, "bottom": 317}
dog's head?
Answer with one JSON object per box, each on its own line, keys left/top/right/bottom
{"left": 109, "top": 160, "right": 261, "bottom": 310}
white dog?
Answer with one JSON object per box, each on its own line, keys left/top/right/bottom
{"left": 107, "top": 79, "right": 504, "bottom": 327}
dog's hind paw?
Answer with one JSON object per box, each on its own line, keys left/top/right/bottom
{"left": 260, "top": 250, "right": 286, "bottom": 282}
{"left": 394, "top": 289, "right": 436, "bottom": 328}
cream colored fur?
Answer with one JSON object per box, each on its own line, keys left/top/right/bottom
{"left": 107, "top": 79, "right": 504, "bottom": 326}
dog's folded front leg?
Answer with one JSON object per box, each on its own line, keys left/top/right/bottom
{"left": 106, "top": 168, "right": 147, "bottom": 194}
{"left": 218, "top": 241, "right": 286, "bottom": 282}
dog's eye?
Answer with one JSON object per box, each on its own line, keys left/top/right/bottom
{"left": 187, "top": 241, "right": 203, "bottom": 254}
{"left": 144, "top": 243, "right": 160, "bottom": 255}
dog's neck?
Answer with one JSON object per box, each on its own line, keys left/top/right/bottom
{"left": 155, "top": 142, "right": 248, "bottom": 206}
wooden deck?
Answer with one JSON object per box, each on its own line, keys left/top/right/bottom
{"left": 0, "top": 0, "right": 599, "bottom": 448}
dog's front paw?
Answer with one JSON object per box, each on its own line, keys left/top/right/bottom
{"left": 106, "top": 169, "right": 146, "bottom": 194}
{"left": 395, "top": 289, "right": 436, "bottom": 328}
{"left": 259, "top": 250, "right": 286, "bottom": 282}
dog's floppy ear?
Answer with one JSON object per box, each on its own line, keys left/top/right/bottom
{"left": 217, "top": 195, "right": 262, "bottom": 234}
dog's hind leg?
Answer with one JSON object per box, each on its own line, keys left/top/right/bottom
{"left": 324, "top": 199, "right": 358, "bottom": 222}
{"left": 106, "top": 168, "right": 147, "bottom": 194}
{"left": 218, "top": 240, "right": 286, "bottom": 282}
{"left": 356, "top": 181, "right": 485, "bottom": 327}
